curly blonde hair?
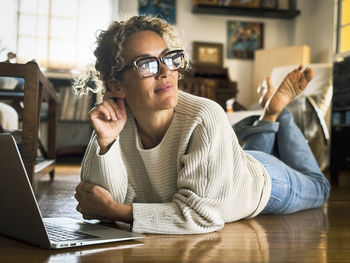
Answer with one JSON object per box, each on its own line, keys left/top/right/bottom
{"left": 74, "top": 15, "right": 188, "bottom": 95}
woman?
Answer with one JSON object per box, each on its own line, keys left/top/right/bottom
{"left": 74, "top": 16, "right": 330, "bottom": 234}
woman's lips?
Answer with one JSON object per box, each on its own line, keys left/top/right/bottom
{"left": 155, "top": 84, "right": 174, "bottom": 93}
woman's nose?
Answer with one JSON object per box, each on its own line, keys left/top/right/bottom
{"left": 156, "top": 62, "right": 171, "bottom": 79}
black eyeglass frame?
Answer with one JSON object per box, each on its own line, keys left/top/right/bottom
{"left": 118, "top": 49, "right": 185, "bottom": 78}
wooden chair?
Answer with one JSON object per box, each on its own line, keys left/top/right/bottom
{"left": 0, "top": 61, "right": 58, "bottom": 183}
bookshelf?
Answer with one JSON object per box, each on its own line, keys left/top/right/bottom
{"left": 47, "top": 75, "right": 95, "bottom": 161}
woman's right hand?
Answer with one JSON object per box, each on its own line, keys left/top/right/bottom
{"left": 89, "top": 92, "right": 127, "bottom": 154}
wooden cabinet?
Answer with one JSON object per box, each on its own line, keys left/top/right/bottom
{"left": 330, "top": 56, "right": 350, "bottom": 185}
{"left": 179, "top": 66, "right": 238, "bottom": 110}
{"left": 331, "top": 125, "right": 350, "bottom": 184}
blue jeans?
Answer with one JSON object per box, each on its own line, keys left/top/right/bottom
{"left": 233, "top": 109, "right": 330, "bottom": 214}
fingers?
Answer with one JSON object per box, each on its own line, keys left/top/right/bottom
{"left": 89, "top": 98, "right": 125, "bottom": 122}
{"left": 109, "top": 98, "right": 126, "bottom": 120}
{"left": 76, "top": 204, "right": 102, "bottom": 220}
{"left": 76, "top": 204, "right": 82, "bottom": 213}
{"left": 96, "top": 101, "right": 118, "bottom": 121}
{"left": 75, "top": 181, "right": 92, "bottom": 192}
{"left": 103, "top": 91, "right": 126, "bottom": 119}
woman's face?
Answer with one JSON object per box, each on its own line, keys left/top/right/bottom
{"left": 116, "top": 30, "right": 179, "bottom": 115}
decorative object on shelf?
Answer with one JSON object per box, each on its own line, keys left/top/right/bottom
{"left": 194, "top": 0, "right": 260, "bottom": 8}
{"left": 193, "top": 0, "right": 218, "bottom": 4}
{"left": 229, "top": 0, "right": 260, "bottom": 8}
{"left": 192, "top": 42, "right": 223, "bottom": 67}
{"left": 138, "top": 0, "right": 176, "bottom": 24}
{"left": 261, "top": 0, "right": 277, "bottom": 9}
{"left": 227, "top": 21, "right": 263, "bottom": 59}
{"left": 277, "top": 0, "right": 289, "bottom": 10}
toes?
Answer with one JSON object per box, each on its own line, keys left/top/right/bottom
{"left": 257, "top": 79, "right": 266, "bottom": 95}
{"left": 266, "top": 77, "right": 275, "bottom": 91}
{"left": 304, "top": 67, "right": 314, "bottom": 82}
{"left": 257, "top": 83, "right": 263, "bottom": 94}
{"left": 258, "top": 78, "right": 274, "bottom": 107}
{"left": 266, "top": 76, "right": 271, "bottom": 85}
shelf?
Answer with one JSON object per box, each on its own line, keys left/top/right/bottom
{"left": 333, "top": 106, "right": 350, "bottom": 111}
{"left": 0, "top": 62, "right": 58, "bottom": 183}
{"left": 35, "top": 159, "right": 55, "bottom": 174}
{"left": 192, "top": 4, "right": 300, "bottom": 19}
{"left": 0, "top": 90, "right": 24, "bottom": 100}
{"left": 332, "top": 124, "right": 350, "bottom": 129}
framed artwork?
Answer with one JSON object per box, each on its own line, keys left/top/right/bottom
{"left": 227, "top": 21, "right": 264, "bottom": 59}
{"left": 138, "top": 0, "right": 176, "bottom": 24}
{"left": 193, "top": 42, "right": 223, "bottom": 67}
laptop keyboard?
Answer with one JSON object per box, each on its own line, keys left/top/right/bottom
{"left": 45, "top": 222, "right": 98, "bottom": 242}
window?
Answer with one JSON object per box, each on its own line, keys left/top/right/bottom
{"left": 337, "top": 0, "right": 350, "bottom": 56}
{"left": 0, "top": 0, "right": 115, "bottom": 71}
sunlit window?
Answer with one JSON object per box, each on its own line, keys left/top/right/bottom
{"left": 338, "top": 0, "right": 350, "bottom": 54}
{"left": 0, "top": 0, "right": 115, "bottom": 71}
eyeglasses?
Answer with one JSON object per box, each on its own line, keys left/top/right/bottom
{"left": 119, "top": 49, "right": 185, "bottom": 78}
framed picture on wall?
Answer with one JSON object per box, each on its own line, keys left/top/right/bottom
{"left": 193, "top": 42, "right": 223, "bottom": 67}
{"left": 138, "top": 0, "right": 176, "bottom": 24}
{"left": 227, "top": 21, "right": 264, "bottom": 59}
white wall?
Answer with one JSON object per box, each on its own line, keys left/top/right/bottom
{"left": 118, "top": 0, "right": 335, "bottom": 106}
{"left": 294, "top": 0, "right": 335, "bottom": 63}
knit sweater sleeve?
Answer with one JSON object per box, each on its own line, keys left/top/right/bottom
{"left": 80, "top": 132, "right": 129, "bottom": 204}
{"left": 132, "top": 102, "right": 236, "bottom": 234}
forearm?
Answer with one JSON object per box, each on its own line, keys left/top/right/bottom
{"left": 81, "top": 133, "right": 128, "bottom": 203}
{"left": 96, "top": 136, "right": 117, "bottom": 155}
{"left": 109, "top": 202, "right": 133, "bottom": 224}
{"left": 75, "top": 181, "right": 133, "bottom": 224}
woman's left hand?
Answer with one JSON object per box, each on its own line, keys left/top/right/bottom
{"left": 75, "top": 182, "right": 133, "bottom": 223}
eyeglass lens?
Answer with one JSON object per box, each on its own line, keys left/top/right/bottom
{"left": 135, "top": 50, "right": 184, "bottom": 77}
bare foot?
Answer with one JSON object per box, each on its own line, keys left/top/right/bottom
{"left": 257, "top": 77, "right": 275, "bottom": 108}
{"left": 260, "top": 65, "right": 314, "bottom": 122}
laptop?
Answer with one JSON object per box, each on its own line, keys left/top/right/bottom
{"left": 0, "top": 134, "right": 144, "bottom": 249}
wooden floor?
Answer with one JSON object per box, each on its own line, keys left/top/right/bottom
{"left": 1, "top": 164, "right": 350, "bottom": 262}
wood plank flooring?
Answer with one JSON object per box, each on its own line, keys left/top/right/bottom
{"left": 1, "top": 164, "right": 350, "bottom": 262}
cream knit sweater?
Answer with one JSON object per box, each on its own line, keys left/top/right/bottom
{"left": 81, "top": 91, "right": 271, "bottom": 234}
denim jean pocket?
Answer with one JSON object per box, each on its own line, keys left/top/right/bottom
{"left": 261, "top": 195, "right": 281, "bottom": 214}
